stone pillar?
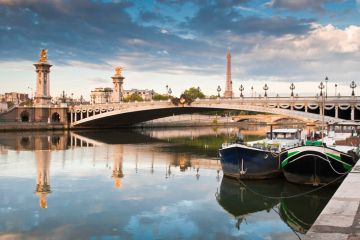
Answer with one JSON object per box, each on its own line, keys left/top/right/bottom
{"left": 305, "top": 105, "right": 308, "bottom": 113}
{"left": 111, "top": 67, "right": 125, "bottom": 102}
{"left": 351, "top": 106, "right": 355, "bottom": 121}
{"left": 335, "top": 106, "right": 339, "bottom": 119}
{"left": 34, "top": 49, "right": 52, "bottom": 107}
{"left": 70, "top": 112, "right": 73, "bottom": 123}
{"left": 74, "top": 112, "right": 78, "bottom": 122}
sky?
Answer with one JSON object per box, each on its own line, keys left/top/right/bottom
{"left": 1, "top": 0, "right": 360, "bottom": 99}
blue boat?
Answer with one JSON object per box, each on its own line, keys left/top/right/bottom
{"left": 219, "top": 129, "right": 302, "bottom": 179}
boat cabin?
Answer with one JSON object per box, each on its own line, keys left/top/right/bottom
{"left": 266, "top": 129, "right": 301, "bottom": 140}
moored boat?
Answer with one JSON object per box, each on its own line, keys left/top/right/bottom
{"left": 280, "top": 141, "right": 358, "bottom": 186}
{"left": 219, "top": 128, "right": 302, "bottom": 179}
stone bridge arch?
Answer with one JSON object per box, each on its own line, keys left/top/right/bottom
{"left": 70, "top": 99, "right": 343, "bottom": 128}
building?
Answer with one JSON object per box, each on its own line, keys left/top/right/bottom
{"left": 0, "top": 101, "right": 7, "bottom": 112}
{"left": 123, "top": 89, "right": 154, "bottom": 101}
{"left": 1, "top": 92, "right": 29, "bottom": 105}
{"left": 90, "top": 87, "right": 113, "bottom": 104}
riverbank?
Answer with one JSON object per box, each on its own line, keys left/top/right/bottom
{"left": 0, "top": 122, "right": 68, "bottom": 131}
{"left": 305, "top": 160, "right": 360, "bottom": 239}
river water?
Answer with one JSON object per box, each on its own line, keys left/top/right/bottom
{"left": 0, "top": 126, "right": 337, "bottom": 240}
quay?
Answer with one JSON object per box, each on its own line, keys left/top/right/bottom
{"left": 305, "top": 160, "right": 360, "bottom": 239}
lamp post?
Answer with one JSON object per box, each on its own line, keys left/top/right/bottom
{"left": 319, "top": 81, "right": 324, "bottom": 97}
{"left": 335, "top": 84, "right": 337, "bottom": 97}
{"left": 290, "top": 83, "right": 295, "bottom": 97}
{"left": 325, "top": 76, "right": 328, "bottom": 99}
{"left": 168, "top": 88, "right": 172, "bottom": 96}
{"left": 350, "top": 81, "right": 357, "bottom": 96}
{"left": 217, "top": 85, "right": 221, "bottom": 98}
{"left": 263, "top": 84, "right": 269, "bottom": 97}
{"left": 151, "top": 89, "right": 154, "bottom": 100}
{"left": 251, "top": 86, "right": 253, "bottom": 98}
{"left": 239, "top": 84, "right": 244, "bottom": 98}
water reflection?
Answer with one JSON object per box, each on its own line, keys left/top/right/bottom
{"left": 35, "top": 150, "right": 51, "bottom": 208}
{"left": 216, "top": 177, "right": 336, "bottom": 236}
{"left": 0, "top": 126, "right": 332, "bottom": 240}
{"left": 112, "top": 146, "right": 124, "bottom": 189}
{"left": 279, "top": 183, "right": 334, "bottom": 234}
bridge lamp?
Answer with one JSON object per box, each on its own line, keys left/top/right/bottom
{"left": 239, "top": 85, "right": 244, "bottom": 98}
{"left": 168, "top": 88, "right": 172, "bottom": 96}
{"left": 350, "top": 81, "right": 357, "bottom": 96}
{"left": 151, "top": 89, "right": 154, "bottom": 100}
{"left": 251, "top": 86, "right": 253, "bottom": 97}
{"left": 263, "top": 84, "right": 269, "bottom": 97}
{"left": 217, "top": 85, "right": 221, "bottom": 97}
{"left": 289, "top": 83, "right": 295, "bottom": 97}
{"left": 318, "top": 81, "right": 325, "bottom": 97}
{"left": 335, "top": 84, "right": 337, "bottom": 97}
{"left": 325, "top": 76, "right": 328, "bottom": 99}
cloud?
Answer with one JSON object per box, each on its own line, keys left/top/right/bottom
{"left": 226, "top": 23, "right": 360, "bottom": 85}
{"left": 185, "top": 4, "right": 313, "bottom": 36}
{"left": 265, "top": 0, "right": 344, "bottom": 12}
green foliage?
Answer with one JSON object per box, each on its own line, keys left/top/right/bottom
{"left": 209, "top": 95, "right": 218, "bottom": 99}
{"left": 7, "top": 101, "right": 14, "bottom": 108}
{"left": 183, "top": 87, "right": 205, "bottom": 100}
{"left": 123, "top": 92, "right": 143, "bottom": 102}
{"left": 153, "top": 94, "right": 170, "bottom": 100}
{"left": 19, "top": 99, "right": 33, "bottom": 107}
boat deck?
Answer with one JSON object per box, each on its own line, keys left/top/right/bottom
{"left": 305, "top": 160, "right": 360, "bottom": 239}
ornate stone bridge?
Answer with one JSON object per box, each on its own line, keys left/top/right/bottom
{"left": 70, "top": 96, "right": 360, "bottom": 127}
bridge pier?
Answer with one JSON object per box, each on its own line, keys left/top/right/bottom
{"left": 335, "top": 106, "right": 338, "bottom": 119}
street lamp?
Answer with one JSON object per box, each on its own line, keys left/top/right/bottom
{"left": 318, "top": 81, "right": 324, "bottom": 97}
{"left": 350, "top": 81, "right": 357, "bottom": 96}
{"left": 168, "top": 88, "right": 172, "bottom": 96}
{"left": 335, "top": 84, "right": 337, "bottom": 97}
{"left": 239, "top": 84, "right": 244, "bottom": 98}
{"left": 325, "top": 76, "right": 328, "bottom": 98}
{"left": 151, "top": 89, "right": 154, "bottom": 100}
{"left": 217, "top": 85, "right": 221, "bottom": 97}
{"left": 290, "top": 83, "right": 295, "bottom": 97}
{"left": 166, "top": 85, "right": 168, "bottom": 94}
{"left": 263, "top": 84, "right": 269, "bottom": 97}
{"left": 251, "top": 86, "right": 253, "bottom": 98}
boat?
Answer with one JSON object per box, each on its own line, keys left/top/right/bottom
{"left": 219, "top": 128, "right": 303, "bottom": 179}
{"left": 280, "top": 140, "right": 358, "bottom": 186}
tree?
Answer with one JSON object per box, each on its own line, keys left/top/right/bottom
{"left": 183, "top": 87, "right": 205, "bottom": 100}
{"left": 153, "top": 93, "right": 170, "bottom": 100}
{"left": 123, "top": 92, "right": 143, "bottom": 102}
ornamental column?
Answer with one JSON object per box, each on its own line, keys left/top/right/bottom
{"left": 112, "top": 66, "right": 125, "bottom": 102}
{"left": 34, "top": 49, "right": 52, "bottom": 107}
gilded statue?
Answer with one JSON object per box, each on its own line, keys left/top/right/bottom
{"left": 115, "top": 66, "right": 122, "bottom": 76}
{"left": 39, "top": 49, "right": 47, "bottom": 63}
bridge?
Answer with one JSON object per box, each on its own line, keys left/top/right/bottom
{"left": 70, "top": 96, "right": 360, "bottom": 127}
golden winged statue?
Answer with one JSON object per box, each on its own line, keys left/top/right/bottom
{"left": 115, "top": 66, "right": 123, "bottom": 76}
{"left": 39, "top": 49, "right": 48, "bottom": 63}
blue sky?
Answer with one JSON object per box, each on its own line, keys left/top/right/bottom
{"left": 1, "top": 0, "right": 360, "bottom": 99}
